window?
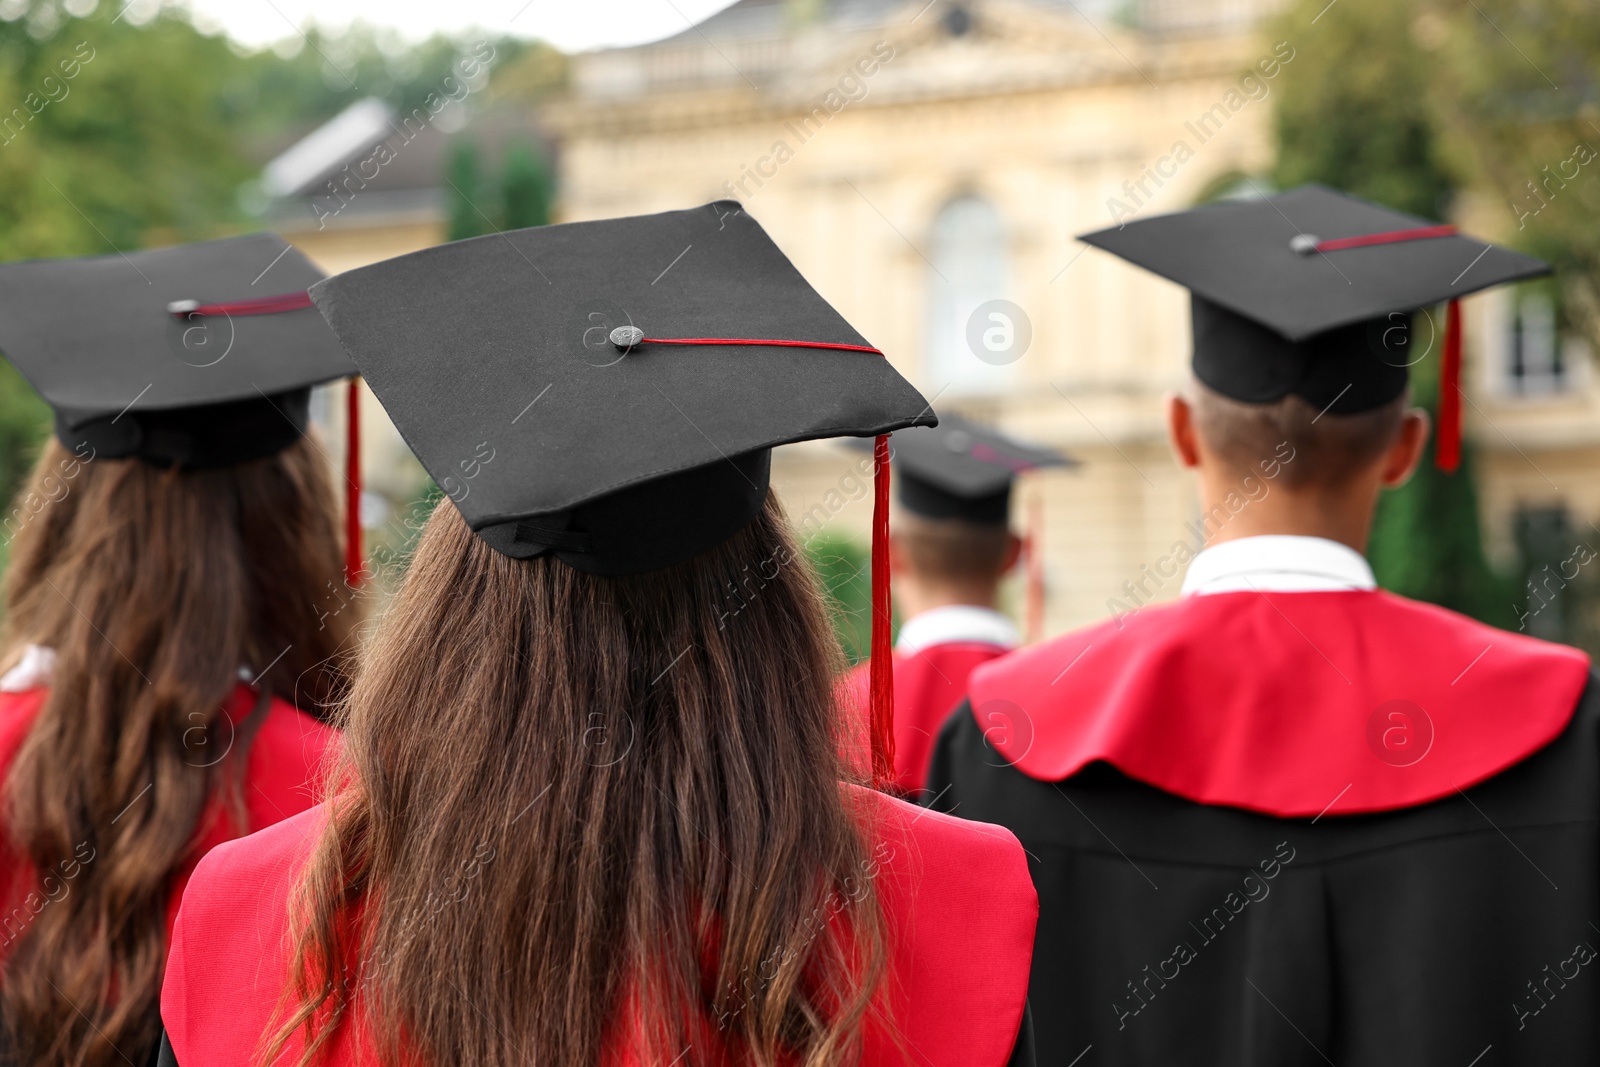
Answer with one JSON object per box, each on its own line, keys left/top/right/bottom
{"left": 1502, "top": 285, "right": 1573, "bottom": 396}
{"left": 1513, "top": 504, "right": 1582, "bottom": 641}
{"left": 924, "top": 195, "right": 1018, "bottom": 394}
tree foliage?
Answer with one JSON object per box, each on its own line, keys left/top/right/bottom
{"left": 1270, "top": 0, "right": 1459, "bottom": 218}
{"left": 445, "top": 140, "right": 487, "bottom": 241}
{"left": 1422, "top": 0, "right": 1600, "bottom": 349}
{"left": 805, "top": 533, "right": 873, "bottom": 665}
{"left": 502, "top": 142, "right": 553, "bottom": 230}
{"left": 1269, "top": 0, "right": 1515, "bottom": 630}
{"left": 0, "top": 3, "right": 564, "bottom": 535}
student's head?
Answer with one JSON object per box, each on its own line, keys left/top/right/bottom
{"left": 889, "top": 512, "right": 1022, "bottom": 614}
{"left": 880, "top": 415, "right": 1064, "bottom": 616}
{"left": 1076, "top": 183, "right": 1549, "bottom": 549}
{"left": 0, "top": 436, "right": 354, "bottom": 1067}
{"left": 274, "top": 494, "right": 886, "bottom": 1067}
{"left": 1166, "top": 377, "right": 1430, "bottom": 548}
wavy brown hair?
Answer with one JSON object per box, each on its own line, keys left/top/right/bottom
{"left": 272, "top": 493, "right": 886, "bottom": 1067}
{"left": 0, "top": 435, "right": 355, "bottom": 1067}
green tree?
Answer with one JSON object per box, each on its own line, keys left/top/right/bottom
{"left": 0, "top": 4, "right": 566, "bottom": 585}
{"left": 445, "top": 140, "right": 488, "bottom": 241}
{"left": 804, "top": 533, "right": 873, "bottom": 665}
{"left": 1363, "top": 346, "right": 1518, "bottom": 628}
{"left": 1270, "top": 0, "right": 1457, "bottom": 218}
{"left": 1270, "top": 0, "right": 1512, "bottom": 627}
{"left": 501, "top": 142, "right": 552, "bottom": 230}
{"left": 0, "top": 6, "right": 277, "bottom": 520}
{"left": 1419, "top": 0, "right": 1600, "bottom": 649}
{"left": 1421, "top": 0, "right": 1600, "bottom": 349}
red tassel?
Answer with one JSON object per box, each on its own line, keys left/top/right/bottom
{"left": 1025, "top": 495, "right": 1044, "bottom": 644}
{"left": 869, "top": 433, "right": 895, "bottom": 789}
{"left": 1437, "top": 299, "right": 1462, "bottom": 472}
{"left": 166, "top": 291, "right": 315, "bottom": 317}
{"left": 345, "top": 378, "right": 364, "bottom": 588}
{"left": 637, "top": 337, "right": 882, "bottom": 354}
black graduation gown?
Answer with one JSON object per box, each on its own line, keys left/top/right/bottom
{"left": 926, "top": 678, "right": 1600, "bottom": 1067}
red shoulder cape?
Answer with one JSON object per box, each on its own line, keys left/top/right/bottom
{"left": 968, "top": 589, "right": 1592, "bottom": 817}
{"left": 845, "top": 643, "right": 1011, "bottom": 793}
{"left": 162, "top": 789, "right": 1037, "bottom": 1067}
{"left": 0, "top": 684, "right": 337, "bottom": 944}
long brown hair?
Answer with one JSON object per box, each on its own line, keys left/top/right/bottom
{"left": 274, "top": 494, "right": 886, "bottom": 1067}
{"left": 0, "top": 435, "right": 355, "bottom": 1067}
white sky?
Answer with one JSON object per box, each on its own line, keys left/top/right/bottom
{"left": 172, "top": 0, "right": 742, "bottom": 53}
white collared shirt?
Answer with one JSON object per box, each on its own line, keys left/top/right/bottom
{"left": 895, "top": 604, "right": 1020, "bottom": 655}
{"left": 0, "top": 644, "right": 56, "bottom": 692}
{"left": 0, "top": 644, "right": 255, "bottom": 692}
{"left": 1180, "top": 535, "right": 1377, "bottom": 597}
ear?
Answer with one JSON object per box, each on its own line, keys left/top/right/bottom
{"left": 1380, "top": 408, "right": 1431, "bottom": 488}
{"left": 1001, "top": 532, "right": 1024, "bottom": 573}
{"left": 1166, "top": 391, "right": 1201, "bottom": 469}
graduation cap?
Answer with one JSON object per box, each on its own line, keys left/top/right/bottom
{"left": 1078, "top": 184, "right": 1551, "bottom": 471}
{"left": 307, "top": 202, "right": 936, "bottom": 787}
{"left": 0, "top": 233, "right": 367, "bottom": 586}
{"left": 876, "top": 413, "right": 1073, "bottom": 524}
{"left": 849, "top": 413, "right": 1070, "bottom": 642}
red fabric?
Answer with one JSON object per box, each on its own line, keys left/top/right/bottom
{"left": 968, "top": 589, "right": 1591, "bottom": 817}
{"left": 0, "top": 684, "right": 337, "bottom": 948}
{"left": 869, "top": 434, "right": 895, "bottom": 787}
{"left": 1438, "top": 298, "right": 1462, "bottom": 472}
{"left": 846, "top": 643, "right": 1012, "bottom": 794}
{"left": 639, "top": 337, "right": 882, "bottom": 354}
{"left": 345, "top": 377, "right": 363, "bottom": 589}
{"left": 1312, "top": 225, "right": 1457, "bottom": 252}
{"left": 161, "top": 787, "right": 1037, "bottom": 1067}
{"left": 173, "top": 292, "right": 316, "bottom": 317}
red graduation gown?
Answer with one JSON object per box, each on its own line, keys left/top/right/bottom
{"left": 845, "top": 642, "right": 1011, "bottom": 795}
{"left": 160, "top": 787, "right": 1038, "bottom": 1067}
{"left": 926, "top": 588, "right": 1597, "bottom": 1065}
{"left": 0, "top": 683, "right": 337, "bottom": 947}
{"left": 965, "top": 589, "right": 1590, "bottom": 815}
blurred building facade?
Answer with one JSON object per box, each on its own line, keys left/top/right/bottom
{"left": 273, "top": 0, "right": 1600, "bottom": 636}
{"left": 548, "top": 0, "right": 1600, "bottom": 636}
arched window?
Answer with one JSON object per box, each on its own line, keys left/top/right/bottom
{"left": 924, "top": 195, "right": 1018, "bottom": 393}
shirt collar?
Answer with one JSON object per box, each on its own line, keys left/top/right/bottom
{"left": 1180, "top": 535, "right": 1376, "bottom": 597}
{"left": 0, "top": 644, "right": 55, "bottom": 692}
{"left": 895, "top": 604, "right": 1020, "bottom": 655}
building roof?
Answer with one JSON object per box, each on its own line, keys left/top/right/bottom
{"left": 566, "top": 0, "right": 1264, "bottom": 104}
{"left": 255, "top": 103, "right": 550, "bottom": 233}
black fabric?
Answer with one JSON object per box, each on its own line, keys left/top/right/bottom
{"left": 477, "top": 448, "right": 772, "bottom": 575}
{"left": 1006, "top": 1001, "right": 1037, "bottom": 1067}
{"left": 849, "top": 412, "right": 1072, "bottom": 523}
{"left": 55, "top": 387, "right": 310, "bottom": 469}
{"left": 0, "top": 233, "right": 352, "bottom": 466}
{"left": 1077, "top": 184, "right": 1549, "bottom": 412}
{"left": 898, "top": 469, "right": 1012, "bottom": 524}
{"left": 1078, "top": 185, "right": 1549, "bottom": 342}
{"left": 1191, "top": 296, "right": 1410, "bottom": 413}
{"left": 310, "top": 202, "right": 935, "bottom": 569}
{"left": 926, "top": 678, "right": 1600, "bottom": 1067}
{"left": 155, "top": 1028, "right": 177, "bottom": 1067}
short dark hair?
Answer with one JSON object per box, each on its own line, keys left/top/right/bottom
{"left": 1190, "top": 380, "right": 1408, "bottom": 490}
{"left": 894, "top": 512, "right": 1012, "bottom": 582}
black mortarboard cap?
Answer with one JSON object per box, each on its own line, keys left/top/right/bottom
{"left": 1077, "top": 185, "right": 1550, "bottom": 419}
{"left": 308, "top": 202, "right": 936, "bottom": 576}
{"left": 849, "top": 413, "right": 1072, "bottom": 524}
{"left": 0, "top": 233, "right": 355, "bottom": 468}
